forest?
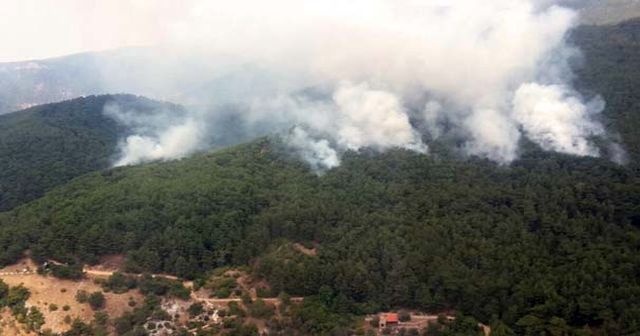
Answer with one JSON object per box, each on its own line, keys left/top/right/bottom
{"left": 0, "top": 94, "right": 183, "bottom": 211}
{"left": 0, "top": 19, "right": 638, "bottom": 336}
{"left": 0, "top": 137, "right": 638, "bottom": 334}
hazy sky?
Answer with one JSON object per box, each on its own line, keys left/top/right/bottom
{"left": 0, "top": 0, "right": 191, "bottom": 62}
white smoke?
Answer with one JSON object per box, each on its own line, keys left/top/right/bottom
{"left": 114, "top": 119, "right": 204, "bottom": 166}
{"left": 101, "top": 0, "right": 609, "bottom": 168}
{"left": 288, "top": 127, "right": 340, "bottom": 171}
{"left": 104, "top": 102, "right": 204, "bottom": 166}
{"left": 513, "top": 83, "right": 604, "bottom": 156}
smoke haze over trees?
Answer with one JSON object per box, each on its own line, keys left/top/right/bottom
{"left": 0, "top": 0, "right": 626, "bottom": 170}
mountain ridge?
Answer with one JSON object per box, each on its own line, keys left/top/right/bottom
{"left": 0, "top": 94, "right": 184, "bottom": 211}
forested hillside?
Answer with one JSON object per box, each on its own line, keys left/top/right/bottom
{"left": 0, "top": 138, "right": 638, "bottom": 334}
{"left": 0, "top": 19, "right": 639, "bottom": 335}
{"left": 572, "top": 18, "right": 640, "bottom": 166}
{"left": 0, "top": 95, "right": 182, "bottom": 211}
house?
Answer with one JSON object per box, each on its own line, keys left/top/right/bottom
{"left": 379, "top": 313, "right": 399, "bottom": 329}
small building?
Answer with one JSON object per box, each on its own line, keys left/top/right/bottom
{"left": 379, "top": 313, "right": 399, "bottom": 329}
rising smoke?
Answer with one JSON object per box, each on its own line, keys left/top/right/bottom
{"left": 105, "top": 0, "right": 612, "bottom": 169}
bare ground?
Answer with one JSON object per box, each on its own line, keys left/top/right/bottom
{"left": 0, "top": 259, "right": 143, "bottom": 334}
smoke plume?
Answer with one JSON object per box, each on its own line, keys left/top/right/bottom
{"left": 102, "top": 0, "right": 610, "bottom": 168}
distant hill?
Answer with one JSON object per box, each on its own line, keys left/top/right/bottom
{"left": 0, "top": 94, "right": 183, "bottom": 211}
{"left": 0, "top": 47, "right": 283, "bottom": 115}
{"left": 565, "top": 0, "right": 640, "bottom": 25}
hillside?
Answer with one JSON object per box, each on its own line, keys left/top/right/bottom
{"left": 571, "top": 18, "right": 640, "bottom": 165}
{"left": 0, "top": 95, "right": 183, "bottom": 211}
{"left": 0, "top": 16, "right": 639, "bottom": 336}
{"left": 0, "top": 138, "right": 639, "bottom": 334}
{"left": 566, "top": 0, "right": 640, "bottom": 25}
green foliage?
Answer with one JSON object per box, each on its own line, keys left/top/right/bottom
{"left": 188, "top": 302, "right": 204, "bottom": 317}
{"left": 228, "top": 302, "right": 246, "bottom": 317}
{"left": 114, "top": 295, "right": 163, "bottom": 335}
{"left": 225, "top": 322, "right": 259, "bottom": 336}
{"left": 206, "top": 275, "right": 238, "bottom": 299}
{"left": 24, "top": 306, "right": 45, "bottom": 332}
{"left": 247, "top": 299, "right": 275, "bottom": 319}
{"left": 0, "top": 95, "right": 180, "bottom": 212}
{"left": 62, "top": 319, "right": 96, "bottom": 336}
{"left": 101, "top": 272, "right": 138, "bottom": 294}
{"left": 138, "top": 274, "right": 191, "bottom": 300}
{"left": 289, "top": 286, "right": 354, "bottom": 335}
{"left": 0, "top": 134, "right": 637, "bottom": 333}
{"left": 49, "top": 263, "right": 84, "bottom": 280}
{"left": 76, "top": 290, "right": 88, "bottom": 303}
{"left": 0, "top": 279, "right": 8, "bottom": 304}
{"left": 3, "top": 22, "right": 640, "bottom": 332}
{"left": 88, "top": 291, "right": 106, "bottom": 310}
{"left": 5, "top": 284, "right": 30, "bottom": 310}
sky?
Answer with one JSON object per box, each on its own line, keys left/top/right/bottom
{"left": 0, "top": 0, "right": 189, "bottom": 62}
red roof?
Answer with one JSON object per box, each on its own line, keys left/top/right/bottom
{"left": 384, "top": 313, "right": 399, "bottom": 323}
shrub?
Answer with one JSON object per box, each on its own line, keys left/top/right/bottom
{"left": 102, "top": 272, "right": 138, "bottom": 294}
{"left": 215, "top": 288, "right": 231, "bottom": 298}
{"left": 75, "top": 290, "right": 88, "bottom": 303}
{"left": 48, "top": 304, "right": 58, "bottom": 311}
{"left": 228, "top": 302, "right": 246, "bottom": 317}
{"left": 248, "top": 299, "right": 275, "bottom": 319}
{"left": 187, "top": 302, "right": 204, "bottom": 317}
{"left": 257, "top": 287, "right": 274, "bottom": 298}
{"left": 50, "top": 263, "right": 84, "bottom": 280}
{"left": 88, "top": 291, "right": 106, "bottom": 310}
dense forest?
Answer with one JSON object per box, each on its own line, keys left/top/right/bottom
{"left": 0, "top": 138, "right": 638, "bottom": 334}
{"left": 0, "top": 19, "right": 638, "bottom": 336}
{"left": 0, "top": 94, "right": 183, "bottom": 211}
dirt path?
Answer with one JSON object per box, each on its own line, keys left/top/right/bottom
{"left": 0, "top": 271, "right": 36, "bottom": 276}
{"left": 190, "top": 294, "right": 304, "bottom": 305}
{"left": 82, "top": 268, "right": 179, "bottom": 280}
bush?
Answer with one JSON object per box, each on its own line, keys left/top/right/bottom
{"left": 88, "top": 291, "right": 105, "bottom": 310}
{"left": 248, "top": 299, "right": 275, "bottom": 319}
{"left": 102, "top": 272, "right": 138, "bottom": 294}
{"left": 7, "top": 285, "right": 30, "bottom": 309}
{"left": 25, "top": 306, "right": 44, "bottom": 331}
{"left": 241, "top": 292, "right": 252, "bottom": 305}
{"left": 188, "top": 302, "right": 204, "bottom": 317}
{"left": 399, "top": 311, "right": 411, "bottom": 322}
{"left": 62, "top": 305, "right": 70, "bottom": 311}
{"left": 49, "top": 263, "right": 84, "bottom": 280}
{"left": 256, "top": 287, "right": 274, "bottom": 298}
{"left": 138, "top": 275, "right": 190, "bottom": 300}
{"left": 75, "top": 290, "right": 88, "bottom": 303}
{"left": 215, "top": 288, "right": 231, "bottom": 298}
{"left": 48, "top": 304, "right": 58, "bottom": 311}
{"left": 228, "top": 302, "right": 246, "bottom": 317}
